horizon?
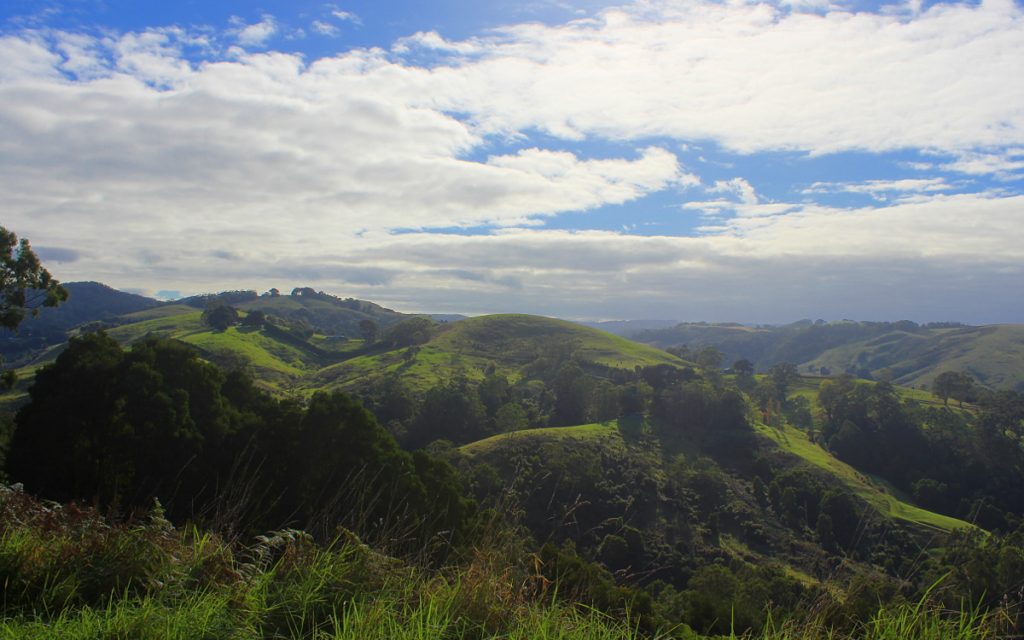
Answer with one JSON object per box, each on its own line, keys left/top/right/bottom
{"left": 61, "top": 279, "right": 992, "bottom": 327}
{"left": 2, "top": 0, "right": 1022, "bottom": 324}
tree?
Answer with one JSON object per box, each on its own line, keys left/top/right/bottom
{"left": 695, "top": 346, "right": 724, "bottom": 371}
{"left": 933, "top": 371, "right": 974, "bottom": 407}
{"left": 201, "top": 303, "right": 239, "bottom": 331}
{"left": 358, "top": 318, "right": 379, "bottom": 343}
{"left": 494, "top": 402, "right": 528, "bottom": 433}
{"left": 7, "top": 333, "right": 235, "bottom": 510}
{"left": 732, "top": 358, "right": 755, "bottom": 391}
{"left": 732, "top": 359, "right": 754, "bottom": 377}
{"left": 767, "top": 362, "right": 799, "bottom": 402}
{"left": 0, "top": 227, "right": 67, "bottom": 332}
{"left": 385, "top": 317, "right": 433, "bottom": 348}
{"left": 241, "top": 309, "right": 266, "bottom": 328}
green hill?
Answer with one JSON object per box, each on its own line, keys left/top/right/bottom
{"left": 633, "top": 320, "right": 1024, "bottom": 390}
{"left": 236, "top": 289, "right": 410, "bottom": 337}
{"left": 310, "top": 314, "right": 688, "bottom": 394}
{"left": 805, "top": 324, "right": 1024, "bottom": 391}
{"left": 452, "top": 409, "right": 972, "bottom": 606}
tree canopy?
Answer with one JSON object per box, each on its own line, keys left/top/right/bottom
{"left": 6, "top": 333, "right": 476, "bottom": 547}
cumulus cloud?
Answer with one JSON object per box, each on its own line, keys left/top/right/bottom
{"left": 418, "top": 0, "right": 1024, "bottom": 154}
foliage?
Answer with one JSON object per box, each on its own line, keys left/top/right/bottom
{"left": 816, "top": 375, "right": 1024, "bottom": 529}
{"left": 201, "top": 303, "right": 239, "bottom": 331}
{"left": 0, "top": 227, "right": 68, "bottom": 333}
{"left": 4, "top": 334, "right": 477, "bottom": 551}
{"left": 932, "top": 371, "right": 975, "bottom": 407}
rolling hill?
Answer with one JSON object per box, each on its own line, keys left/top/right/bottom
{"left": 310, "top": 314, "right": 688, "bottom": 394}
{"left": 631, "top": 320, "right": 1024, "bottom": 391}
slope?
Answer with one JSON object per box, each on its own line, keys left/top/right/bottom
{"left": 0, "top": 282, "right": 160, "bottom": 367}
{"left": 753, "top": 422, "right": 971, "bottom": 532}
{"left": 310, "top": 314, "right": 688, "bottom": 393}
{"left": 633, "top": 320, "right": 1024, "bottom": 390}
{"left": 806, "top": 324, "right": 1024, "bottom": 391}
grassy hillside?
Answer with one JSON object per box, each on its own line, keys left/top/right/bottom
{"left": 460, "top": 421, "right": 621, "bottom": 456}
{"left": 237, "top": 291, "right": 410, "bottom": 338}
{"left": 2, "top": 309, "right": 689, "bottom": 403}
{"left": 311, "top": 314, "right": 688, "bottom": 394}
{"left": 634, "top": 320, "right": 1024, "bottom": 390}
{"left": 806, "top": 324, "right": 1024, "bottom": 391}
{"left": 753, "top": 421, "right": 972, "bottom": 533}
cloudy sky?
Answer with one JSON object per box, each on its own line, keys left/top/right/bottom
{"left": 1, "top": 0, "right": 1022, "bottom": 323}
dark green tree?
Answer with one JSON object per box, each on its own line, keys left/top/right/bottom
{"left": 732, "top": 358, "right": 754, "bottom": 377}
{"left": 201, "top": 303, "right": 239, "bottom": 331}
{"left": 385, "top": 317, "right": 433, "bottom": 348}
{"left": 241, "top": 309, "right": 266, "bottom": 328}
{"left": 695, "top": 346, "right": 724, "bottom": 371}
{"left": 7, "top": 333, "right": 235, "bottom": 509}
{"left": 358, "top": 318, "right": 379, "bottom": 342}
{"left": 933, "top": 371, "right": 974, "bottom": 407}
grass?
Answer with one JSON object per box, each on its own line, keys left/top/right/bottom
{"left": 785, "top": 376, "right": 970, "bottom": 413}
{"left": 181, "top": 327, "right": 312, "bottom": 377}
{"left": 313, "top": 314, "right": 689, "bottom": 396}
{"left": 803, "top": 324, "right": 1024, "bottom": 391}
{"left": 753, "top": 421, "right": 972, "bottom": 533}
{"left": 0, "top": 484, "right": 1006, "bottom": 640}
{"left": 431, "top": 315, "right": 685, "bottom": 371}
{"left": 459, "top": 421, "right": 620, "bottom": 456}
{"left": 104, "top": 309, "right": 205, "bottom": 343}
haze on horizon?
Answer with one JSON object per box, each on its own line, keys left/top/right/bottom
{"left": 1, "top": 0, "right": 1022, "bottom": 324}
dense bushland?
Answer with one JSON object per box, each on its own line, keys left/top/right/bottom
{"left": 3, "top": 323, "right": 1024, "bottom": 638}
{"left": 5, "top": 332, "right": 476, "bottom": 550}
{"left": 0, "top": 484, "right": 1016, "bottom": 639}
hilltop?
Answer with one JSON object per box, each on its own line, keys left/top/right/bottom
{"left": 311, "top": 314, "right": 686, "bottom": 395}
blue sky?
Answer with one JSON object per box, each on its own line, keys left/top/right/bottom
{"left": 1, "top": 0, "right": 1022, "bottom": 322}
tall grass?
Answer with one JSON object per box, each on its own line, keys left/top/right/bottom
{"left": 0, "top": 485, "right": 1011, "bottom": 640}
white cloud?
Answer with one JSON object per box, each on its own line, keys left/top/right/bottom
{"left": 331, "top": 9, "right": 363, "bottom": 26}
{"left": 312, "top": 20, "right": 339, "bottom": 36}
{"left": 709, "top": 178, "right": 759, "bottom": 205}
{"left": 803, "top": 178, "right": 955, "bottom": 200}
{"left": 941, "top": 149, "right": 1024, "bottom": 179}
{"left": 393, "top": 31, "right": 483, "bottom": 55}
{"left": 231, "top": 191, "right": 1021, "bottom": 321}
{"left": 416, "top": 0, "right": 1024, "bottom": 155}
{"left": 0, "top": 2, "right": 1022, "bottom": 321}
{"left": 232, "top": 15, "right": 278, "bottom": 47}
{"left": 0, "top": 34, "right": 62, "bottom": 82}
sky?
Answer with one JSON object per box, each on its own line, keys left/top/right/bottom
{"left": 1, "top": 0, "right": 1022, "bottom": 323}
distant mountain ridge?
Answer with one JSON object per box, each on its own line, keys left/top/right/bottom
{"left": 0, "top": 282, "right": 160, "bottom": 366}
